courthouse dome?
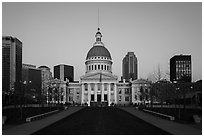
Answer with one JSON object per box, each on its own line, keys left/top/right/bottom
{"left": 86, "top": 28, "right": 112, "bottom": 60}
{"left": 86, "top": 45, "right": 112, "bottom": 60}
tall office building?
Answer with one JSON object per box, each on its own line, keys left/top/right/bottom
{"left": 22, "top": 64, "right": 42, "bottom": 103}
{"left": 2, "top": 36, "right": 22, "bottom": 94}
{"left": 38, "top": 66, "right": 53, "bottom": 103}
{"left": 122, "top": 52, "right": 138, "bottom": 81}
{"left": 170, "top": 55, "right": 191, "bottom": 82}
{"left": 54, "top": 64, "right": 74, "bottom": 82}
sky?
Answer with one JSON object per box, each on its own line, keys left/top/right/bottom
{"left": 2, "top": 2, "right": 202, "bottom": 82}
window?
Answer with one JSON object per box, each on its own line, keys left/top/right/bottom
{"left": 84, "top": 83, "right": 88, "bottom": 91}
{"left": 89, "top": 65, "right": 91, "bottom": 70}
{"left": 98, "top": 65, "right": 100, "bottom": 70}
{"left": 111, "top": 83, "right": 114, "bottom": 91}
{"left": 91, "top": 94, "right": 94, "bottom": 101}
{"left": 101, "top": 65, "right": 103, "bottom": 70}
{"left": 69, "top": 96, "right": 73, "bottom": 102}
{"left": 125, "top": 89, "right": 129, "bottom": 94}
{"left": 104, "top": 94, "right": 107, "bottom": 101}
{"left": 104, "top": 84, "right": 108, "bottom": 91}
{"left": 119, "top": 96, "right": 122, "bottom": 101}
{"left": 104, "top": 65, "right": 106, "bottom": 70}
{"left": 119, "top": 89, "right": 122, "bottom": 94}
{"left": 69, "top": 89, "right": 73, "bottom": 94}
{"left": 135, "top": 95, "right": 137, "bottom": 100}
{"left": 95, "top": 65, "right": 97, "bottom": 70}
{"left": 102, "top": 57, "right": 103, "bottom": 59}
{"left": 125, "top": 96, "right": 129, "bottom": 101}
{"left": 107, "top": 66, "right": 109, "bottom": 70}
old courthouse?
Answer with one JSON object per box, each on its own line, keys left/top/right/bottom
{"left": 65, "top": 28, "right": 151, "bottom": 106}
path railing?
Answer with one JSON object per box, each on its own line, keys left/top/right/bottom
{"left": 143, "top": 109, "right": 175, "bottom": 121}
{"left": 26, "top": 109, "right": 59, "bottom": 122}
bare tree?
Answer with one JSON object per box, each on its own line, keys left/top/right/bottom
{"left": 147, "top": 64, "right": 166, "bottom": 83}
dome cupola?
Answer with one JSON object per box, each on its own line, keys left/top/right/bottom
{"left": 86, "top": 28, "right": 111, "bottom": 60}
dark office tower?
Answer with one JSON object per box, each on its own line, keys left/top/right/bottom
{"left": 22, "top": 64, "right": 42, "bottom": 103}
{"left": 170, "top": 55, "right": 191, "bottom": 83}
{"left": 2, "top": 36, "right": 22, "bottom": 94}
{"left": 122, "top": 52, "right": 138, "bottom": 81}
{"left": 54, "top": 64, "right": 74, "bottom": 82}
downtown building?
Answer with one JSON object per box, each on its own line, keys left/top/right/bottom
{"left": 54, "top": 64, "right": 74, "bottom": 82}
{"left": 22, "top": 64, "right": 42, "bottom": 103}
{"left": 38, "top": 66, "right": 53, "bottom": 103}
{"left": 122, "top": 52, "right": 138, "bottom": 81}
{"left": 2, "top": 36, "right": 22, "bottom": 96}
{"left": 170, "top": 55, "right": 191, "bottom": 83}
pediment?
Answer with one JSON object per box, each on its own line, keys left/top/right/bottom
{"left": 81, "top": 72, "right": 117, "bottom": 81}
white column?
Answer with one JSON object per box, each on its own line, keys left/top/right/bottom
{"left": 88, "top": 83, "right": 91, "bottom": 106}
{"left": 102, "top": 83, "right": 104, "bottom": 102}
{"left": 132, "top": 86, "right": 134, "bottom": 104}
{"left": 108, "top": 83, "right": 111, "bottom": 106}
{"left": 81, "top": 84, "right": 84, "bottom": 105}
{"left": 114, "top": 83, "right": 117, "bottom": 104}
{"left": 63, "top": 86, "right": 66, "bottom": 104}
{"left": 94, "top": 83, "right": 97, "bottom": 102}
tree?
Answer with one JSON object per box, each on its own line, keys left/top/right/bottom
{"left": 147, "top": 64, "right": 167, "bottom": 83}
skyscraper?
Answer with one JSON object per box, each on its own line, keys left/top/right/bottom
{"left": 122, "top": 52, "right": 138, "bottom": 81}
{"left": 38, "top": 66, "right": 53, "bottom": 103}
{"left": 170, "top": 55, "right": 191, "bottom": 83}
{"left": 54, "top": 64, "right": 74, "bottom": 82}
{"left": 22, "top": 64, "right": 42, "bottom": 103}
{"left": 2, "top": 36, "right": 22, "bottom": 94}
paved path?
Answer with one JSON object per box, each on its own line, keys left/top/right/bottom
{"left": 119, "top": 107, "right": 202, "bottom": 135}
{"left": 33, "top": 107, "right": 170, "bottom": 135}
{"left": 2, "top": 107, "right": 84, "bottom": 135}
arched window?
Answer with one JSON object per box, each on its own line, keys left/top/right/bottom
{"left": 95, "top": 65, "right": 97, "bottom": 70}
{"left": 107, "top": 65, "right": 109, "bottom": 71}
{"left": 92, "top": 65, "right": 93, "bottom": 70}
{"left": 98, "top": 65, "right": 100, "bottom": 70}
{"left": 104, "top": 65, "right": 106, "bottom": 70}
{"left": 101, "top": 65, "right": 103, "bottom": 70}
{"left": 89, "top": 65, "right": 91, "bottom": 70}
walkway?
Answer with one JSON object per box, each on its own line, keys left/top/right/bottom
{"left": 33, "top": 107, "right": 170, "bottom": 135}
{"left": 120, "top": 107, "right": 202, "bottom": 135}
{"left": 2, "top": 107, "right": 84, "bottom": 135}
